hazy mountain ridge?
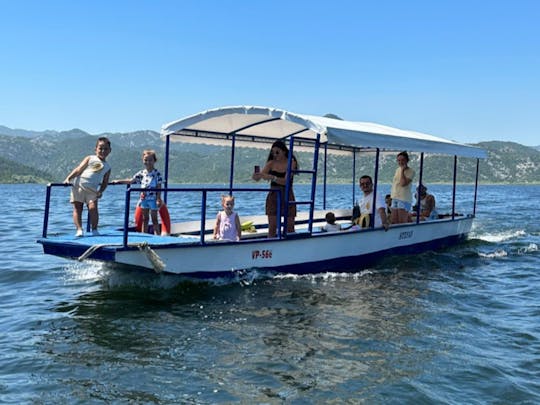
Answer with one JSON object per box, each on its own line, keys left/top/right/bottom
{"left": 0, "top": 126, "right": 539, "bottom": 184}
{"left": 0, "top": 156, "right": 50, "bottom": 183}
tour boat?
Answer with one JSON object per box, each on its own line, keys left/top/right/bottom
{"left": 37, "top": 106, "right": 487, "bottom": 277}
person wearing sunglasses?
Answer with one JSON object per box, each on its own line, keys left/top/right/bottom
{"left": 358, "top": 175, "right": 389, "bottom": 230}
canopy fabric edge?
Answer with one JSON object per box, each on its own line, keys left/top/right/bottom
{"left": 161, "top": 105, "right": 487, "bottom": 159}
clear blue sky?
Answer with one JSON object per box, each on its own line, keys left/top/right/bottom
{"left": 1, "top": 0, "right": 539, "bottom": 146}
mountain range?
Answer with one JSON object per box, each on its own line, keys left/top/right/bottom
{"left": 1, "top": 125, "right": 539, "bottom": 184}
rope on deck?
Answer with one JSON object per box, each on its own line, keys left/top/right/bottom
{"left": 77, "top": 242, "right": 166, "bottom": 274}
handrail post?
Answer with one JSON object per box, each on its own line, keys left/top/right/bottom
{"left": 371, "top": 149, "right": 381, "bottom": 229}
{"left": 276, "top": 188, "right": 282, "bottom": 239}
{"left": 229, "top": 135, "right": 236, "bottom": 194}
{"left": 352, "top": 150, "right": 357, "bottom": 206}
{"left": 308, "top": 134, "right": 320, "bottom": 234}
{"left": 452, "top": 156, "right": 458, "bottom": 220}
{"left": 123, "top": 186, "right": 131, "bottom": 247}
{"left": 200, "top": 190, "right": 207, "bottom": 244}
{"left": 164, "top": 135, "right": 170, "bottom": 204}
{"left": 42, "top": 184, "right": 52, "bottom": 238}
{"left": 323, "top": 143, "right": 327, "bottom": 210}
{"left": 86, "top": 211, "right": 91, "bottom": 233}
{"left": 416, "top": 152, "right": 424, "bottom": 224}
{"left": 473, "top": 158, "right": 480, "bottom": 217}
{"left": 282, "top": 137, "right": 295, "bottom": 238}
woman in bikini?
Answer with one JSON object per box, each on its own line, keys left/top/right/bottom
{"left": 252, "top": 140, "right": 297, "bottom": 237}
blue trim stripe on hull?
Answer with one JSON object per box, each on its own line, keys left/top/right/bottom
{"left": 38, "top": 241, "right": 117, "bottom": 262}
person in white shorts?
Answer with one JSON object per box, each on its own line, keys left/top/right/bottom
{"left": 64, "top": 137, "right": 112, "bottom": 237}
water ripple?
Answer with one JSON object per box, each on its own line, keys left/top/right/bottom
{"left": 1, "top": 184, "right": 540, "bottom": 403}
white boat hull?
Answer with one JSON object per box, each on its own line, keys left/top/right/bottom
{"left": 110, "top": 217, "right": 472, "bottom": 276}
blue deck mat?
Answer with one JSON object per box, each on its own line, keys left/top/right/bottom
{"left": 41, "top": 229, "right": 200, "bottom": 248}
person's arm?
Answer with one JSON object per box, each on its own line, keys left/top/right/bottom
{"left": 64, "top": 156, "right": 90, "bottom": 183}
{"left": 375, "top": 194, "right": 389, "bottom": 230}
{"left": 213, "top": 212, "right": 221, "bottom": 239}
{"left": 377, "top": 207, "right": 389, "bottom": 230}
{"left": 155, "top": 183, "right": 162, "bottom": 207}
{"left": 235, "top": 213, "right": 242, "bottom": 240}
{"left": 97, "top": 170, "right": 111, "bottom": 198}
{"left": 253, "top": 162, "right": 275, "bottom": 182}
{"left": 111, "top": 178, "right": 134, "bottom": 185}
{"left": 399, "top": 167, "right": 413, "bottom": 186}
{"left": 422, "top": 195, "right": 435, "bottom": 217}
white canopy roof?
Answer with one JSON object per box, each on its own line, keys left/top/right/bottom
{"left": 161, "top": 105, "right": 487, "bottom": 158}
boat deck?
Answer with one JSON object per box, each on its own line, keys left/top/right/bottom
{"left": 39, "top": 230, "right": 208, "bottom": 249}
{"left": 39, "top": 223, "right": 326, "bottom": 249}
{"left": 37, "top": 214, "right": 352, "bottom": 260}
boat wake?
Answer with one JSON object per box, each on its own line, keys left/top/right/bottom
{"left": 62, "top": 261, "right": 275, "bottom": 290}
{"left": 274, "top": 270, "right": 375, "bottom": 282}
{"left": 63, "top": 260, "right": 107, "bottom": 283}
{"left": 469, "top": 227, "right": 538, "bottom": 259}
{"left": 472, "top": 229, "right": 526, "bottom": 243}
{"left": 476, "top": 243, "right": 538, "bottom": 260}
{"left": 478, "top": 249, "right": 509, "bottom": 259}
{"left": 517, "top": 243, "right": 539, "bottom": 255}
{"left": 60, "top": 260, "right": 381, "bottom": 292}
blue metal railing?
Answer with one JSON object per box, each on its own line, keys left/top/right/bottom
{"left": 41, "top": 183, "right": 283, "bottom": 247}
{"left": 42, "top": 183, "right": 72, "bottom": 238}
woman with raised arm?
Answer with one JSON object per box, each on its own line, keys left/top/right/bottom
{"left": 252, "top": 140, "right": 297, "bottom": 237}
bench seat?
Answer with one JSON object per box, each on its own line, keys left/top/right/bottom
{"left": 169, "top": 208, "right": 352, "bottom": 235}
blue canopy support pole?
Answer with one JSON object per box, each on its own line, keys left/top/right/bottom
{"left": 473, "top": 158, "right": 480, "bottom": 216}
{"left": 229, "top": 135, "right": 236, "bottom": 194}
{"left": 164, "top": 135, "right": 170, "bottom": 204}
{"left": 308, "top": 134, "right": 321, "bottom": 234}
{"left": 283, "top": 137, "right": 295, "bottom": 238}
{"left": 416, "top": 152, "right": 425, "bottom": 224}
{"left": 452, "top": 156, "right": 458, "bottom": 220}
{"left": 371, "top": 149, "right": 381, "bottom": 229}
{"left": 86, "top": 211, "right": 91, "bottom": 233}
{"left": 200, "top": 190, "right": 207, "bottom": 245}
{"left": 276, "top": 188, "right": 282, "bottom": 239}
{"left": 323, "top": 143, "right": 328, "bottom": 210}
{"left": 122, "top": 188, "right": 131, "bottom": 247}
{"left": 352, "top": 150, "right": 357, "bottom": 206}
{"left": 42, "top": 184, "right": 52, "bottom": 238}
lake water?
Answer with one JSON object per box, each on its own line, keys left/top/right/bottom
{"left": 1, "top": 183, "right": 539, "bottom": 404}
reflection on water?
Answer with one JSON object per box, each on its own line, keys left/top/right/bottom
{"left": 41, "top": 264, "right": 444, "bottom": 401}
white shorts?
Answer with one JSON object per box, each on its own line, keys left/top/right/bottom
{"left": 391, "top": 198, "right": 412, "bottom": 211}
{"left": 70, "top": 185, "right": 98, "bottom": 205}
